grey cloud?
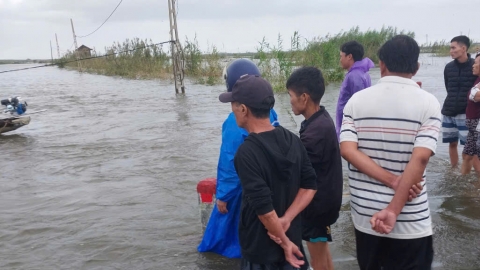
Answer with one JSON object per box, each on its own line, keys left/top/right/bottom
{"left": 1, "top": 0, "right": 346, "bottom": 24}
{"left": 0, "top": 0, "right": 479, "bottom": 59}
{"left": 1, "top": 0, "right": 472, "bottom": 26}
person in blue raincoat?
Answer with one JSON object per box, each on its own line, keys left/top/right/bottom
{"left": 198, "top": 59, "right": 279, "bottom": 258}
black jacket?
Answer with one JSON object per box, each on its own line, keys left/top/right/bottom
{"left": 442, "top": 55, "right": 477, "bottom": 116}
{"left": 299, "top": 107, "right": 343, "bottom": 225}
{"left": 234, "top": 126, "right": 317, "bottom": 265}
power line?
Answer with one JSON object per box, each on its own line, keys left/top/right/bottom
{"left": 59, "top": 43, "right": 75, "bottom": 54}
{"left": 76, "top": 0, "right": 124, "bottom": 38}
{"left": 67, "top": 42, "right": 75, "bottom": 51}
{"left": 0, "top": 40, "right": 174, "bottom": 74}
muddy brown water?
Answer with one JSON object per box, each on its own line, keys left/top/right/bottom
{"left": 0, "top": 55, "right": 479, "bottom": 269}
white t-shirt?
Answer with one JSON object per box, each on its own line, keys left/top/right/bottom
{"left": 340, "top": 76, "right": 441, "bottom": 239}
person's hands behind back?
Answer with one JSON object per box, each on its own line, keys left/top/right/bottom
{"left": 370, "top": 208, "right": 397, "bottom": 234}
{"left": 280, "top": 240, "right": 305, "bottom": 269}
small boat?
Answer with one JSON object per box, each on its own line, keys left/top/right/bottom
{"left": 0, "top": 96, "right": 44, "bottom": 134}
{"left": 0, "top": 116, "right": 31, "bottom": 134}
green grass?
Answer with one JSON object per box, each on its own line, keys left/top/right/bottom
{"left": 420, "top": 40, "right": 479, "bottom": 56}
{"left": 57, "top": 26, "right": 424, "bottom": 91}
{"left": 60, "top": 36, "right": 224, "bottom": 84}
{"left": 255, "top": 26, "right": 415, "bottom": 91}
{"left": 183, "top": 35, "right": 223, "bottom": 85}
{"left": 59, "top": 38, "right": 172, "bottom": 79}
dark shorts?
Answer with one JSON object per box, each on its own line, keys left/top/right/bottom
{"left": 240, "top": 243, "right": 310, "bottom": 270}
{"left": 240, "top": 260, "right": 300, "bottom": 270}
{"left": 355, "top": 229, "right": 434, "bottom": 270}
{"left": 302, "top": 219, "right": 333, "bottom": 243}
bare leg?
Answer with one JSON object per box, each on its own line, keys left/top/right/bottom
{"left": 306, "top": 241, "right": 334, "bottom": 270}
{"left": 449, "top": 141, "right": 459, "bottom": 167}
{"left": 472, "top": 156, "right": 480, "bottom": 176}
{"left": 461, "top": 154, "right": 473, "bottom": 175}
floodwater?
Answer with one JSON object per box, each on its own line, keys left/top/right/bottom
{"left": 0, "top": 55, "right": 479, "bottom": 270}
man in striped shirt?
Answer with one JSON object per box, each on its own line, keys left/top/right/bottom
{"left": 340, "top": 35, "right": 441, "bottom": 269}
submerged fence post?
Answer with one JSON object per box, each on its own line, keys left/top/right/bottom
{"left": 168, "top": 0, "right": 186, "bottom": 94}
{"left": 55, "top": 33, "right": 61, "bottom": 59}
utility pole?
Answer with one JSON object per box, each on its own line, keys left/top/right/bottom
{"left": 168, "top": 0, "right": 185, "bottom": 94}
{"left": 70, "top": 18, "right": 82, "bottom": 72}
{"left": 55, "top": 33, "right": 61, "bottom": 59}
{"left": 50, "top": 40, "right": 54, "bottom": 63}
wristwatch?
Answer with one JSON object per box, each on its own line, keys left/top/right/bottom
{"left": 469, "top": 85, "right": 480, "bottom": 102}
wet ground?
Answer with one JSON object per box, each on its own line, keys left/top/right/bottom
{"left": 0, "top": 55, "right": 479, "bottom": 269}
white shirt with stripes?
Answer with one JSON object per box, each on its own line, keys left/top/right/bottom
{"left": 340, "top": 76, "right": 442, "bottom": 239}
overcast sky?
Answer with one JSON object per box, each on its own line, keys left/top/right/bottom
{"left": 0, "top": 0, "right": 477, "bottom": 59}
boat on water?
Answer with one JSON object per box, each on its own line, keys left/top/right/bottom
{"left": 0, "top": 116, "right": 31, "bottom": 134}
{"left": 0, "top": 96, "right": 43, "bottom": 134}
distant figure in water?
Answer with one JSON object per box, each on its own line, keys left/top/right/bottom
{"left": 441, "top": 36, "right": 477, "bottom": 170}
{"left": 336, "top": 41, "right": 374, "bottom": 139}
{"left": 197, "top": 58, "right": 279, "bottom": 258}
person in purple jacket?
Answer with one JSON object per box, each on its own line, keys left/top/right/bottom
{"left": 336, "top": 41, "right": 374, "bottom": 138}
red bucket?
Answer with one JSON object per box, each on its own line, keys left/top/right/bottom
{"left": 197, "top": 178, "right": 217, "bottom": 203}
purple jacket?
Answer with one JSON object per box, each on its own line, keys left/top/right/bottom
{"left": 336, "top": 58, "right": 374, "bottom": 138}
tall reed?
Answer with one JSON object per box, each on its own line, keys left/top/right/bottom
{"left": 60, "top": 38, "right": 171, "bottom": 79}
{"left": 256, "top": 26, "right": 415, "bottom": 91}
{"left": 58, "top": 27, "right": 424, "bottom": 91}
{"left": 420, "top": 40, "right": 479, "bottom": 56}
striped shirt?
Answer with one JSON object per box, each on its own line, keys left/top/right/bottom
{"left": 340, "top": 76, "right": 441, "bottom": 239}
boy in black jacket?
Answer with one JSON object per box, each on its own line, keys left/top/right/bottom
{"left": 219, "top": 75, "right": 317, "bottom": 270}
{"left": 285, "top": 67, "right": 343, "bottom": 270}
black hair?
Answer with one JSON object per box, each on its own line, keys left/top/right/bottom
{"left": 377, "top": 35, "right": 419, "bottom": 74}
{"left": 451, "top": 35, "right": 471, "bottom": 49}
{"left": 475, "top": 53, "right": 480, "bottom": 59}
{"left": 286, "top": 67, "right": 325, "bottom": 104}
{"left": 248, "top": 107, "right": 271, "bottom": 118}
{"left": 340, "top": 41, "right": 365, "bottom": 62}
{"left": 246, "top": 96, "right": 274, "bottom": 119}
